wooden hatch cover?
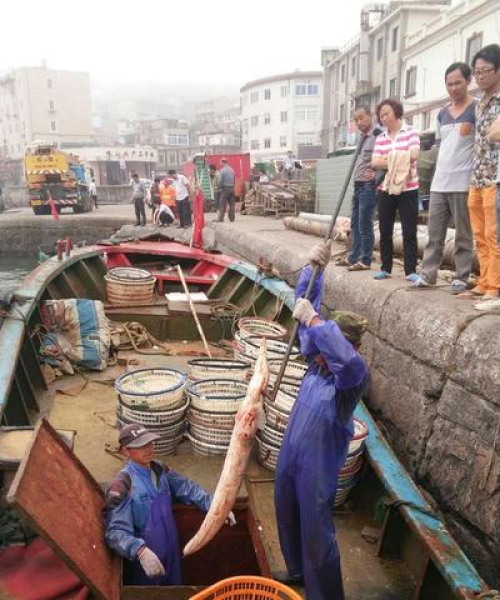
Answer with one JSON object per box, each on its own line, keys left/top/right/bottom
{"left": 7, "top": 418, "right": 121, "bottom": 600}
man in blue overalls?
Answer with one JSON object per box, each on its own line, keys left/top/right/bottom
{"left": 103, "top": 423, "right": 235, "bottom": 585}
{"left": 274, "top": 241, "right": 370, "bottom": 600}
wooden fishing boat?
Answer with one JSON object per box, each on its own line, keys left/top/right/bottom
{"left": 0, "top": 240, "right": 489, "bottom": 599}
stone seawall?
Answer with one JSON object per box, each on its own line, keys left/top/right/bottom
{"left": 207, "top": 221, "right": 500, "bottom": 587}
{"left": 0, "top": 210, "right": 134, "bottom": 256}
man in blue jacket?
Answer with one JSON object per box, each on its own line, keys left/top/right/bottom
{"left": 274, "top": 241, "right": 369, "bottom": 600}
{"left": 103, "top": 423, "right": 235, "bottom": 586}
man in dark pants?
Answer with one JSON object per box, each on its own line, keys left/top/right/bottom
{"left": 218, "top": 157, "right": 236, "bottom": 222}
{"left": 337, "top": 106, "right": 380, "bottom": 271}
{"left": 131, "top": 173, "right": 146, "bottom": 226}
{"left": 169, "top": 169, "right": 191, "bottom": 228}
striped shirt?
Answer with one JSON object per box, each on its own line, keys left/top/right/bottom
{"left": 372, "top": 123, "right": 420, "bottom": 192}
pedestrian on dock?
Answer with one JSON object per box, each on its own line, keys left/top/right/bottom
{"left": 209, "top": 164, "right": 220, "bottom": 212}
{"left": 282, "top": 150, "right": 295, "bottom": 181}
{"left": 103, "top": 422, "right": 235, "bottom": 586}
{"left": 274, "top": 241, "right": 369, "bottom": 600}
{"left": 465, "top": 44, "right": 500, "bottom": 311}
{"left": 371, "top": 99, "right": 421, "bottom": 281}
{"left": 412, "top": 62, "right": 475, "bottom": 295}
{"left": 89, "top": 178, "right": 98, "bottom": 209}
{"left": 169, "top": 169, "right": 191, "bottom": 228}
{"left": 160, "top": 177, "right": 178, "bottom": 220}
{"left": 217, "top": 157, "right": 236, "bottom": 222}
{"left": 131, "top": 173, "right": 147, "bottom": 226}
{"left": 336, "top": 106, "right": 380, "bottom": 271}
{"left": 150, "top": 176, "right": 162, "bottom": 220}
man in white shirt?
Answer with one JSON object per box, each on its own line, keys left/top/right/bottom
{"left": 168, "top": 170, "right": 191, "bottom": 228}
{"left": 89, "top": 178, "right": 98, "bottom": 209}
{"left": 282, "top": 151, "right": 295, "bottom": 181}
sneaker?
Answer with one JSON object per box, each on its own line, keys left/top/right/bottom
{"left": 405, "top": 273, "right": 419, "bottom": 282}
{"left": 450, "top": 280, "right": 467, "bottom": 295}
{"left": 374, "top": 270, "right": 391, "bottom": 280}
{"left": 474, "top": 297, "right": 500, "bottom": 311}
{"left": 412, "top": 276, "right": 429, "bottom": 288}
{"left": 336, "top": 257, "right": 352, "bottom": 267}
{"left": 347, "top": 262, "right": 370, "bottom": 271}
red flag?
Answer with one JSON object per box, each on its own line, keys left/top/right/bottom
{"left": 192, "top": 188, "right": 205, "bottom": 248}
{"left": 47, "top": 190, "right": 60, "bottom": 221}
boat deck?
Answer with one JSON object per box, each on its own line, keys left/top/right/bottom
{"left": 42, "top": 346, "right": 414, "bottom": 599}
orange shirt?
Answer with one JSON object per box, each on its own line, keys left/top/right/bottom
{"left": 160, "top": 183, "right": 176, "bottom": 207}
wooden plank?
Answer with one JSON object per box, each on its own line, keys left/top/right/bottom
{"left": 8, "top": 419, "right": 121, "bottom": 600}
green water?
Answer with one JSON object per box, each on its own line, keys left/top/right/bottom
{"left": 0, "top": 257, "right": 36, "bottom": 292}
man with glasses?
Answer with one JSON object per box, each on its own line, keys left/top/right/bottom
{"left": 466, "top": 45, "right": 500, "bottom": 309}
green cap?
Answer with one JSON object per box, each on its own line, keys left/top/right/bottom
{"left": 329, "top": 310, "right": 369, "bottom": 344}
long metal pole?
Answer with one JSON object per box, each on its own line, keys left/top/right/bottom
{"left": 270, "top": 140, "right": 364, "bottom": 402}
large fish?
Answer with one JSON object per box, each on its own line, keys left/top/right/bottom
{"left": 183, "top": 338, "right": 269, "bottom": 556}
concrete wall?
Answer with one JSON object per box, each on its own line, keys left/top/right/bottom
{"left": 3, "top": 185, "right": 28, "bottom": 209}
{"left": 2, "top": 185, "right": 133, "bottom": 210}
{"left": 208, "top": 222, "right": 500, "bottom": 587}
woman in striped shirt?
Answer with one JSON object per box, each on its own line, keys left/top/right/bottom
{"left": 371, "top": 99, "right": 420, "bottom": 280}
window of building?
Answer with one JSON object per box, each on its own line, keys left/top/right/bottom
{"left": 264, "top": 113, "right": 271, "bottom": 125}
{"left": 295, "top": 81, "right": 319, "bottom": 96}
{"left": 264, "top": 138, "right": 271, "bottom": 149}
{"left": 243, "top": 141, "right": 249, "bottom": 151}
{"left": 377, "top": 37, "right": 383, "bottom": 61}
{"left": 168, "top": 134, "right": 189, "bottom": 145}
{"left": 280, "top": 84, "right": 288, "bottom": 97}
{"left": 351, "top": 56, "right": 356, "bottom": 77}
{"left": 340, "top": 103, "right": 346, "bottom": 123}
{"left": 243, "top": 119, "right": 249, "bottom": 134}
{"left": 264, "top": 89, "right": 271, "bottom": 100}
{"left": 280, "top": 111, "right": 288, "bottom": 123}
{"left": 250, "top": 91, "right": 259, "bottom": 103}
{"left": 49, "top": 100, "right": 55, "bottom": 111}
{"left": 50, "top": 120, "right": 56, "bottom": 132}
{"left": 295, "top": 109, "right": 306, "bottom": 121}
{"left": 391, "top": 26, "right": 399, "bottom": 52}
{"left": 280, "top": 136, "right": 287, "bottom": 147}
{"left": 251, "top": 115, "right": 259, "bottom": 127}
{"left": 422, "top": 112, "right": 431, "bottom": 131}
{"left": 466, "top": 32, "right": 483, "bottom": 66}
{"left": 389, "top": 78, "right": 397, "bottom": 98}
{"left": 341, "top": 64, "right": 346, "bottom": 83}
{"left": 405, "top": 66, "right": 417, "bottom": 97}
{"left": 47, "top": 79, "right": 52, "bottom": 89}
{"left": 158, "top": 151, "right": 165, "bottom": 165}
{"left": 307, "top": 109, "right": 318, "bottom": 121}
{"left": 251, "top": 139, "right": 260, "bottom": 150}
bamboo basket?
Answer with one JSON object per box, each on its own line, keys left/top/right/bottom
{"left": 264, "top": 398, "right": 291, "bottom": 433}
{"left": 268, "top": 359, "right": 308, "bottom": 389}
{"left": 117, "top": 398, "right": 188, "bottom": 427}
{"left": 188, "top": 358, "right": 251, "bottom": 381}
{"left": 256, "top": 433, "right": 280, "bottom": 471}
{"left": 237, "top": 317, "right": 288, "bottom": 341}
{"left": 187, "top": 407, "right": 236, "bottom": 430}
{"left": 188, "top": 379, "right": 247, "bottom": 413}
{"left": 105, "top": 267, "right": 156, "bottom": 306}
{"left": 260, "top": 424, "right": 285, "bottom": 448}
{"left": 186, "top": 433, "right": 228, "bottom": 457}
{"left": 115, "top": 368, "right": 187, "bottom": 411}
{"left": 242, "top": 336, "right": 301, "bottom": 361}
{"left": 189, "top": 423, "right": 232, "bottom": 447}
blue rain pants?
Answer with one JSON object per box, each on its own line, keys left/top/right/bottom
{"left": 275, "top": 265, "right": 368, "bottom": 600}
{"left": 104, "top": 461, "right": 212, "bottom": 586}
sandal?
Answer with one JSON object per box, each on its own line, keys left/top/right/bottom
{"left": 373, "top": 271, "right": 391, "bottom": 280}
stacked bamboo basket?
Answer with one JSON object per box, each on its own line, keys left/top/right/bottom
{"left": 115, "top": 368, "right": 188, "bottom": 455}
{"left": 105, "top": 267, "right": 156, "bottom": 306}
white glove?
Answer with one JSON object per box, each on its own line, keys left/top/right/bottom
{"left": 225, "top": 511, "right": 237, "bottom": 527}
{"left": 292, "top": 298, "right": 317, "bottom": 327}
{"left": 309, "top": 240, "right": 332, "bottom": 267}
{"left": 138, "top": 546, "right": 166, "bottom": 579}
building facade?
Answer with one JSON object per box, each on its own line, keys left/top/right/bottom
{"left": 321, "top": 1, "right": 452, "bottom": 153}
{"left": 240, "top": 71, "right": 323, "bottom": 162}
{"left": 134, "top": 118, "right": 190, "bottom": 172}
{"left": 400, "top": 0, "right": 500, "bottom": 131}
{"left": 0, "top": 65, "right": 92, "bottom": 161}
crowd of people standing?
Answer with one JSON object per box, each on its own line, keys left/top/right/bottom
{"left": 340, "top": 43, "right": 500, "bottom": 312}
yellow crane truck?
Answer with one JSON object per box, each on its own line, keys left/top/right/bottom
{"left": 25, "top": 144, "right": 92, "bottom": 215}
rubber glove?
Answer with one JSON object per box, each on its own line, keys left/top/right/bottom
{"left": 138, "top": 546, "right": 165, "bottom": 578}
{"left": 293, "top": 298, "right": 318, "bottom": 327}
{"left": 309, "top": 239, "right": 332, "bottom": 268}
{"left": 226, "top": 511, "right": 237, "bottom": 527}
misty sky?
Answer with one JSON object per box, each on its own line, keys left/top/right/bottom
{"left": 2, "top": 0, "right": 375, "bottom": 90}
